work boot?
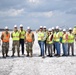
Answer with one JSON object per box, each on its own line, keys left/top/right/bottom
{"left": 26, "top": 52, "right": 29, "bottom": 57}
{"left": 6, "top": 53, "right": 9, "bottom": 57}
{"left": 42, "top": 56, "right": 45, "bottom": 58}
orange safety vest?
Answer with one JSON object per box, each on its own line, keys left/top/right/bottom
{"left": 2, "top": 32, "right": 10, "bottom": 42}
{"left": 26, "top": 32, "right": 34, "bottom": 42}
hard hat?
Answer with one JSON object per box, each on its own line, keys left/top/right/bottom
{"left": 40, "top": 26, "right": 43, "bottom": 28}
{"left": 27, "top": 27, "right": 31, "bottom": 30}
{"left": 14, "top": 25, "right": 17, "bottom": 28}
{"left": 5, "top": 26, "right": 8, "bottom": 29}
{"left": 43, "top": 26, "right": 46, "bottom": 28}
{"left": 56, "top": 26, "right": 59, "bottom": 29}
{"left": 20, "top": 24, "right": 23, "bottom": 27}
{"left": 63, "top": 29, "right": 66, "bottom": 32}
{"left": 52, "top": 27, "right": 55, "bottom": 30}
{"left": 69, "top": 28, "right": 72, "bottom": 30}
{"left": 48, "top": 28, "right": 52, "bottom": 31}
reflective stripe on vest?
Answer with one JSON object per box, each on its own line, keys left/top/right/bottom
{"left": 38, "top": 31, "right": 44, "bottom": 41}
{"left": 46, "top": 34, "right": 53, "bottom": 44}
{"left": 20, "top": 30, "right": 25, "bottom": 39}
{"left": 2, "top": 32, "right": 10, "bottom": 42}
{"left": 68, "top": 33, "right": 74, "bottom": 43}
{"left": 26, "top": 32, "right": 33, "bottom": 42}
{"left": 62, "top": 34, "right": 67, "bottom": 43}
{"left": 12, "top": 32, "right": 20, "bottom": 41}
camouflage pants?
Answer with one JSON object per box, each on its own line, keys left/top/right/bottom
{"left": 12, "top": 41, "right": 20, "bottom": 55}
{"left": 2, "top": 42, "right": 9, "bottom": 56}
{"left": 26, "top": 42, "right": 33, "bottom": 54}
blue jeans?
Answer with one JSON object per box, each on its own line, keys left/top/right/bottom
{"left": 55, "top": 42, "right": 60, "bottom": 55}
{"left": 62, "top": 43, "right": 68, "bottom": 55}
{"left": 38, "top": 41, "right": 45, "bottom": 56}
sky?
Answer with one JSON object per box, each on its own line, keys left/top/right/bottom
{"left": 0, "top": 0, "right": 76, "bottom": 29}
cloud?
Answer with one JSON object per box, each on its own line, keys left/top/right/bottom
{"left": 28, "top": 11, "right": 53, "bottom": 18}
{"left": 0, "top": 8, "right": 24, "bottom": 17}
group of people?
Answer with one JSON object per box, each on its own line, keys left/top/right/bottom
{"left": 37, "top": 26, "right": 76, "bottom": 58}
{"left": 0, "top": 25, "right": 76, "bottom": 58}
{"left": 0, "top": 24, "right": 35, "bottom": 58}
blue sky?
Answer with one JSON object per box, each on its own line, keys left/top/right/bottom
{"left": 0, "top": 0, "right": 76, "bottom": 29}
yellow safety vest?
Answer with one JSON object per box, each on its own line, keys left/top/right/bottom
{"left": 68, "top": 33, "right": 74, "bottom": 43}
{"left": 53, "top": 32, "right": 60, "bottom": 42}
{"left": 12, "top": 31, "right": 20, "bottom": 41}
{"left": 38, "top": 31, "right": 44, "bottom": 41}
{"left": 72, "top": 28, "right": 76, "bottom": 35}
{"left": 43, "top": 31, "right": 48, "bottom": 41}
{"left": 62, "top": 34, "right": 68, "bottom": 43}
{"left": 46, "top": 34, "right": 53, "bottom": 44}
{"left": 20, "top": 30, "right": 25, "bottom": 39}
{"left": 59, "top": 31, "right": 63, "bottom": 37}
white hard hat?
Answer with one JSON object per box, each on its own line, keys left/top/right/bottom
{"left": 69, "top": 28, "right": 72, "bottom": 30}
{"left": 27, "top": 27, "right": 31, "bottom": 30}
{"left": 40, "top": 26, "right": 43, "bottom": 28}
{"left": 20, "top": 24, "right": 23, "bottom": 27}
{"left": 63, "top": 29, "right": 66, "bottom": 32}
{"left": 48, "top": 28, "right": 52, "bottom": 31}
{"left": 43, "top": 26, "right": 46, "bottom": 28}
{"left": 52, "top": 27, "right": 55, "bottom": 30}
{"left": 5, "top": 26, "right": 8, "bottom": 29}
{"left": 56, "top": 26, "right": 59, "bottom": 29}
{"left": 14, "top": 25, "right": 17, "bottom": 28}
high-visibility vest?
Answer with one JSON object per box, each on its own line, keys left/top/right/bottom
{"left": 53, "top": 32, "right": 60, "bottom": 42}
{"left": 38, "top": 31, "right": 44, "bottom": 41}
{"left": 2, "top": 32, "right": 10, "bottom": 42}
{"left": 12, "top": 31, "right": 20, "bottom": 41}
{"left": 59, "top": 31, "right": 63, "bottom": 37}
{"left": 46, "top": 34, "right": 53, "bottom": 44}
{"left": 43, "top": 31, "right": 48, "bottom": 40}
{"left": 62, "top": 34, "right": 68, "bottom": 43}
{"left": 20, "top": 30, "right": 25, "bottom": 39}
{"left": 26, "top": 32, "right": 34, "bottom": 42}
{"left": 68, "top": 33, "right": 74, "bottom": 43}
{"left": 72, "top": 28, "right": 76, "bottom": 35}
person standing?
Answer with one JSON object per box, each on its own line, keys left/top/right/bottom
{"left": 46, "top": 28, "right": 53, "bottom": 57}
{"left": 62, "top": 29, "right": 68, "bottom": 56}
{"left": 1, "top": 26, "right": 10, "bottom": 58}
{"left": 37, "top": 26, "right": 45, "bottom": 58}
{"left": 68, "top": 28, "right": 75, "bottom": 56}
{"left": 25, "top": 27, "right": 35, "bottom": 57}
{"left": 52, "top": 27, "right": 56, "bottom": 55}
{"left": 11, "top": 25, "right": 20, "bottom": 57}
{"left": 53, "top": 26, "right": 61, "bottom": 57}
{"left": 43, "top": 26, "right": 48, "bottom": 55}
{"left": 19, "top": 24, "right": 26, "bottom": 55}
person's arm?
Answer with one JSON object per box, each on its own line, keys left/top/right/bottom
{"left": 50, "top": 34, "right": 53, "bottom": 41}
{"left": 1, "top": 33, "right": 4, "bottom": 40}
{"left": 32, "top": 33, "right": 35, "bottom": 42}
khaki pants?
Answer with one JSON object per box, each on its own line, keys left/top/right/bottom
{"left": 2, "top": 42, "right": 9, "bottom": 56}
{"left": 26, "top": 42, "right": 33, "bottom": 56}
{"left": 68, "top": 43, "right": 74, "bottom": 55}
{"left": 12, "top": 41, "right": 20, "bottom": 56}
